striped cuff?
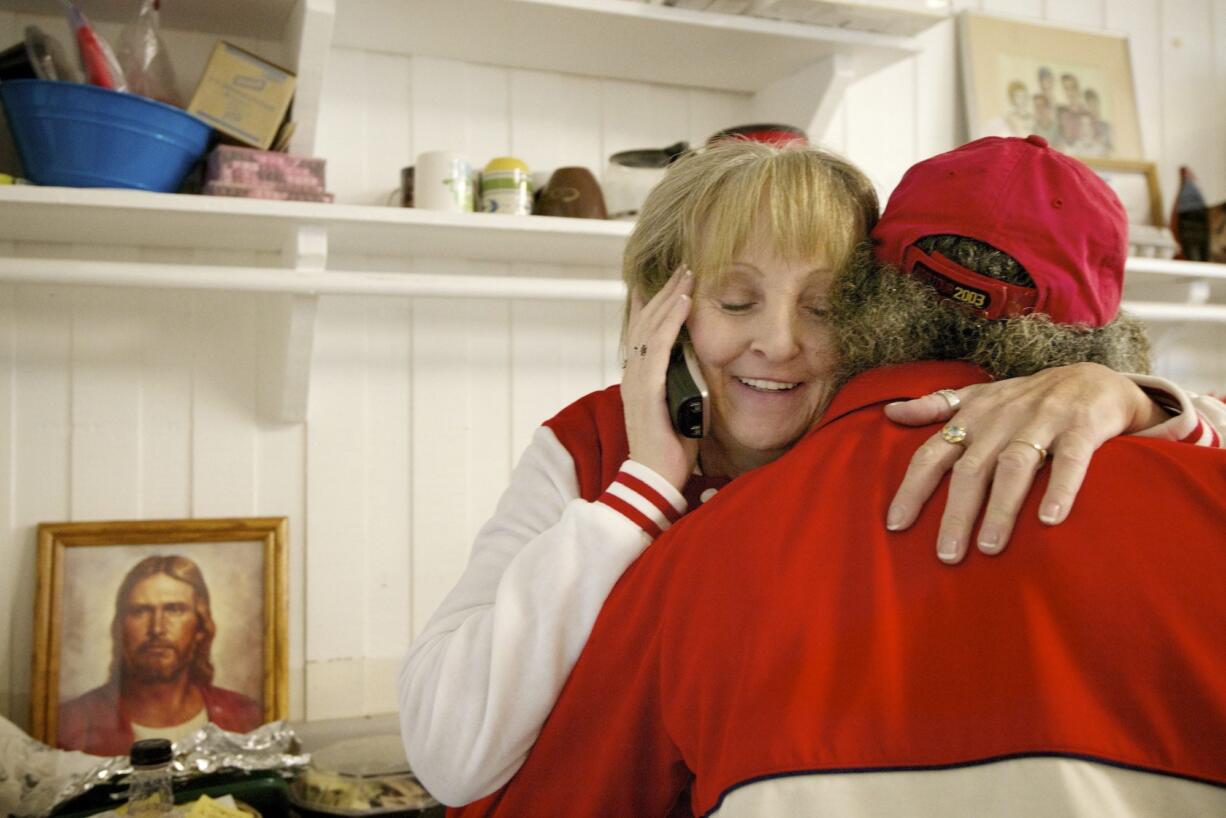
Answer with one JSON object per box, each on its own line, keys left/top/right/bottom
{"left": 1128, "top": 374, "right": 1201, "bottom": 443}
{"left": 596, "top": 460, "right": 687, "bottom": 540}
{"left": 1128, "top": 373, "right": 1223, "bottom": 447}
{"left": 1182, "top": 414, "right": 1221, "bottom": 447}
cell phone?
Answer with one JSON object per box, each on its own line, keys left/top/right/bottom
{"left": 666, "top": 341, "right": 709, "bottom": 438}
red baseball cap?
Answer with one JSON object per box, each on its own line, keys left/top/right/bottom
{"left": 871, "top": 135, "right": 1127, "bottom": 327}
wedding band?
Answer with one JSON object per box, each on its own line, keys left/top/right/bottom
{"left": 933, "top": 389, "right": 961, "bottom": 411}
{"left": 1010, "top": 438, "right": 1049, "bottom": 460}
{"left": 941, "top": 424, "right": 968, "bottom": 445}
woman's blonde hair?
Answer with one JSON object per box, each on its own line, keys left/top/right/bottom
{"left": 622, "top": 140, "right": 879, "bottom": 325}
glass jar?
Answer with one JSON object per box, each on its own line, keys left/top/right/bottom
{"left": 127, "top": 738, "right": 174, "bottom": 817}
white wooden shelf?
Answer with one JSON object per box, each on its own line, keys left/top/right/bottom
{"left": 1122, "top": 256, "right": 1226, "bottom": 281}
{"left": 332, "top": 0, "right": 926, "bottom": 139}
{"left": 0, "top": 186, "right": 631, "bottom": 268}
{"left": 334, "top": 0, "right": 922, "bottom": 93}
{"left": 0, "top": 185, "right": 629, "bottom": 424}
{"left": 3, "top": 185, "right": 1224, "bottom": 289}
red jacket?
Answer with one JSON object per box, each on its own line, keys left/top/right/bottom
{"left": 455, "top": 361, "right": 1226, "bottom": 817}
{"left": 57, "top": 679, "right": 262, "bottom": 756}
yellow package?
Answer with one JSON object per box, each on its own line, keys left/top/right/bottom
{"left": 184, "top": 794, "right": 249, "bottom": 818}
{"left": 188, "top": 41, "right": 295, "bottom": 150}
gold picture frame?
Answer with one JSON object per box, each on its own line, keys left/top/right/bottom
{"left": 959, "top": 12, "right": 1144, "bottom": 161}
{"left": 1083, "top": 158, "right": 1163, "bottom": 227}
{"left": 31, "top": 517, "right": 288, "bottom": 753}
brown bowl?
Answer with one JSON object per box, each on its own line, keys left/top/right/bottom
{"left": 533, "top": 166, "right": 607, "bottom": 219}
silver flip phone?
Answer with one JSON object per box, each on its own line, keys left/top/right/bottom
{"left": 666, "top": 342, "right": 709, "bottom": 439}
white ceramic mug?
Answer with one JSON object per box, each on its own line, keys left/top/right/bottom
{"left": 415, "top": 151, "right": 474, "bottom": 212}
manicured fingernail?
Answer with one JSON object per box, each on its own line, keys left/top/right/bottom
{"left": 1039, "top": 501, "right": 1062, "bottom": 524}
{"left": 938, "top": 536, "right": 961, "bottom": 562}
{"left": 886, "top": 504, "right": 906, "bottom": 530}
{"left": 683, "top": 267, "right": 693, "bottom": 277}
{"left": 978, "top": 529, "right": 1001, "bottom": 554}
{"left": 885, "top": 401, "right": 905, "bottom": 407}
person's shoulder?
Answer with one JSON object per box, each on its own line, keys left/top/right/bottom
{"left": 541, "top": 384, "right": 626, "bottom": 455}
{"left": 60, "top": 683, "right": 115, "bottom": 716}
{"left": 540, "top": 384, "right": 629, "bottom": 501}
{"left": 57, "top": 683, "right": 117, "bottom": 747}
{"left": 200, "top": 685, "right": 264, "bottom": 730}
{"left": 542, "top": 385, "right": 623, "bottom": 434}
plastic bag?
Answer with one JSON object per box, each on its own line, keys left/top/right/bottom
{"left": 60, "top": 0, "right": 127, "bottom": 91}
{"left": 117, "top": 0, "right": 181, "bottom": 107}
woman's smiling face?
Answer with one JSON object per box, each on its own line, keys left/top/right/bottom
{"left": 687, "top": 227, "right": 841, "bottom": 478}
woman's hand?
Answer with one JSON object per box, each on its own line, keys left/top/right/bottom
{"left": 622, "top": 266, "right": 698, "bottom": 491}
{"left": 884, "top": 362, "right": 1170, "bottom": 564}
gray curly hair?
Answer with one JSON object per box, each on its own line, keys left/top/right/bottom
{"left": 831, "top": 235, "right": 1150, "bottom": 384}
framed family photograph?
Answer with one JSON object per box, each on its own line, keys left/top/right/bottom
{"left": 31, "top": 517, "right": 288, "bottom": 755}
{"left": 960, "top": 12, "right": 1144, "bottom": 161}
{"left": 1084, "top": 158, "right": 1163, "bottom": 227}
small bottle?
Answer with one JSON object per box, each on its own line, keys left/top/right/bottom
{"left": 1171, "top": 166, "right": 1209, "bottom": 261}
{"left": 127, "top": 738, "right": 175, "bottom": 816}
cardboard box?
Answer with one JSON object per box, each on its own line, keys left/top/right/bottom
{"left": 188, "top": 41, "right": 296, "bottom": 150}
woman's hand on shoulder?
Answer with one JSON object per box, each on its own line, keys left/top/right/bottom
{"left": 622, "top": 266, "right": 699, "bottom": 491}
{"left": 884, "top": 362, "right": 1168, "bottom": 564}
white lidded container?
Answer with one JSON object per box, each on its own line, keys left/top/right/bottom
{"left": 603, "top": 142, "right": 688, "bottom": 220}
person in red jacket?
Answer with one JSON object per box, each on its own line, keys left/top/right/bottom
{"left": 57, "top": 555, "right": 262, "bottom": 755}
{"left": 452, "top": 137, "right": 1226, "bottom": 816}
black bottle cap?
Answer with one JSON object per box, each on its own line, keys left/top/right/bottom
{"left": 130, "top": 738, "right": 173, "bottom": 766}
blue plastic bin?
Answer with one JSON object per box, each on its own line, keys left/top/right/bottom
{"left": 0, "top": 79, "right": 212, "bottom": 192}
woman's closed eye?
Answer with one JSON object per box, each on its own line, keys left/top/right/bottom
{"left": 709, "top": 284, "right": 759, "bottom": 313}
{"left": 713, "top": 299, "right": 829, "bottom": 316}
{"left": 718, "top": 300, "right": 756, "bottom": 313}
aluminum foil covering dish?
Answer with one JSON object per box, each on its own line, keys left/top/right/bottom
{"left": 44, "top": 722, "right": 308, "bottom": 816}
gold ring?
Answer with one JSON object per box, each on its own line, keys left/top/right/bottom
{"left": 933, "top": 389, "right": 961, "bottom": 411}
{"left": 941, "top": 424, "right": 968, "bottom": 445}
{"left": 1010, "top": 438, "right": 1049, "bottom": 460}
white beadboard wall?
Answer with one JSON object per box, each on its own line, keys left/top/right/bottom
{"left": 2, "top": 0, "right": 1225, "bottom": 728}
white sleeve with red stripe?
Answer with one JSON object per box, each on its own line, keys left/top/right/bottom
{"left": 597, "top": 459, "right": 687, "bottom": 538}
{"left": 1127, "top": 373, "right": 1225, "bottom": 448}
{"left": 397, "top": 426, "right": 686, "bottom": 807}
